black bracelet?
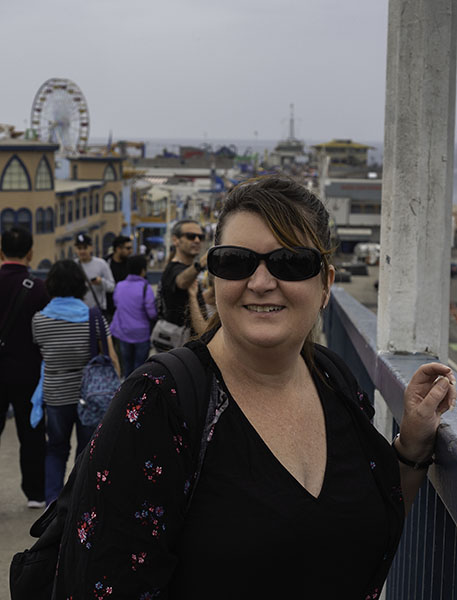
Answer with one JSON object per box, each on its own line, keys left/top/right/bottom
{"left": 391, "top": 434, "right": 434, "bottom": 470}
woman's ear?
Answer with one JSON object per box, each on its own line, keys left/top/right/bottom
{"left": 322, "top": 265, "right": 335, "bottom": 309}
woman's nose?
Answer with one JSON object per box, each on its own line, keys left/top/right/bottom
{"left": 246, "top": 261, "right": 277, "bottom": 292}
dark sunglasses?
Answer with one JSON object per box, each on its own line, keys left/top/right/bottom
{"left": 207, "top": 245, "right": 323, "bottom": 281}
{"left": 181, "top": 232, "right": 205, "bottom": 241}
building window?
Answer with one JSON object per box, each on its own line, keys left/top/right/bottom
{"left": 68, "top": 200, "right": 73, "bottom": 223}
{"left": 350, "top": 202, "right": 381, "bottom": 214}
{"left": 82, "top": 196, "right": 87, "bottom": 218}
{"left": 89, "top": 195, "right": 93, "bottom": 215}
{"left": 75, "top": 198, "right": 80, "bottom": 220}
{"left": 95, "top": 193, "right": 99, "bottom": 213}
{"left": 0, "top": 208, "right": 15, "bottom": 233}
{"left": 103, "top": 192, "right": 117, "bottom": 212}
{"left": 104, "top": 164, "right": 117, "bottom": 180}
{"left": 72, "top": 164, "right": 78, "bottom": 179}
{"left": 45, "top": 207, "right": 54, "bottom": 233}
{"left": 37, "top": 259, "right": 52, "bottom": 270}
{"left": 36, "top": 208, "right": 45, "bottom": 233}
{"left": 67, "top": 246, "right": 73, "bottom": 258}
{"left": 0, "top": 156, "right": 31, "bottom": 190}
{"left": 16, "top": 208, "right": 32, "bottom": 233}
{"left": 60, "top": 200, "right": 65, "bottom": 226}
{"left": 35, "top": 156, "right": 53, "bottom": 190}
{"left": 95, "top": 234, "right": 100, "bottom": 256}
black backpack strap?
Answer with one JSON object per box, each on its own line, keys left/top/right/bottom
{"left": 148, "top": 347, "right": 213, "bottom": 508}
{"left": 88, "top": 307, "right": 98, "bottom": 359}
{"left": 78, "top": 259, "right": 103, "bottom": 312}
{"left": 313, "top": 343, "right": 375, "bottom": 420}
{"left": 150, "top": 347, "right": 210, "bottom": 437}
{"left": 89, "top": 307, "right": 108, "bottom": 358}
{"left": 0, "top": 277, "right": 34, "bottom": 349}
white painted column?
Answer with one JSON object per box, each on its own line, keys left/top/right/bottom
{"left": 378, "top": 0, "right": 457, "bottom": 361}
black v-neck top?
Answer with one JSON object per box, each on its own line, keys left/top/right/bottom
{"left": 170, "top": 357, "right": 389, "bottom": 598}
{"left": 55, "top": 340, "right": 403, "bottom": 600}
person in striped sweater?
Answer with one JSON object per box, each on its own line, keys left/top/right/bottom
{"left": 32, "top": 260, "right": 120, "bottom": 506}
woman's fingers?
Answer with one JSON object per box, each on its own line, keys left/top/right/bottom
{"left": 419, "top": 374, "right": 457, "bottom": 415}
{"left": 411, "top": 363, "right": 454, "bottom": 385}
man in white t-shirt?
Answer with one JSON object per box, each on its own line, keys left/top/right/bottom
{"left": 74, "top": 233, "right": 115, "bottom": 311}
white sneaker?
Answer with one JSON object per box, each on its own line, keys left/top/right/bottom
{"left": 27, "top": 500, "right": 46, "bottom": 509}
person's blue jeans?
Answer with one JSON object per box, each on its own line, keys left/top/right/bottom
{"left": 45, "top": 404, "right": 94, "bottom": 506}
{"left": 119, "top": 340, "right": 150, "bottom": 377}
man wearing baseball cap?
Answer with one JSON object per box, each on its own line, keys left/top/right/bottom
{"left": 74, "top": 233, "right": 115, "bottom": 313}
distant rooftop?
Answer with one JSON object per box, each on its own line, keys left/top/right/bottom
{"left": 55, "top": 180, "right": 103, "bottom": 194}
{"left": 312, "top": 139, "right": 374, "bottom": 149}
{"left": 0, "top": 137, "right": 59, "bottom": 151}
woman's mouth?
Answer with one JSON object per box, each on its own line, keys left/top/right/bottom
{"left": 244, "top": 305, "right": 284, "bottom": 313}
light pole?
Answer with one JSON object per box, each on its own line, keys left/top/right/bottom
{"left": 160, "top": 187, "right": 173, "bottom": 262}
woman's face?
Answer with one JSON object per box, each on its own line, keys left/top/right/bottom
{"left": 214, "top": 211, "right": 334, "bottom": 352}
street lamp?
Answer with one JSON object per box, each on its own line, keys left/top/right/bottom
{"left": 159, "top": 187, "right": 173, "bottom": 262}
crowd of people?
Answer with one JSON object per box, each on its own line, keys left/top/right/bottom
{"left": 0, "top": 221, "right": 213, "bottom": 510}
{"left": 1, "top": 175, "right": 455, "bottom": 598}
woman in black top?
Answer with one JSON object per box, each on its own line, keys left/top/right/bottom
{"left": 55, "top": 176, "right": 456, "bottom": 599}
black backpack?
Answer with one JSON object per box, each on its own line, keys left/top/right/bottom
{"left": 9, "top": 347, "right": 212, "bottom": 600}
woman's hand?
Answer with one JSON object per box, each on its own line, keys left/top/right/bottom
{"left": 398, "top": 363, "right": 456, "bottom": 463}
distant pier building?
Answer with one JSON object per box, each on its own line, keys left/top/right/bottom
{"left": 0, "top": 137, "right": 124, "bottom": 268}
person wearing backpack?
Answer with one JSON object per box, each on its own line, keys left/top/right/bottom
{"left": 47, "top": 178, "right": 454, "bottom": 599}
{"left": 31, "top": 260, "right": 120, "bottom": 506}
{"left": 0, "top": 227, "right": 49, "bottom": 509}
{"left": 109, "top": 254, "right": 157, "bottom": 376}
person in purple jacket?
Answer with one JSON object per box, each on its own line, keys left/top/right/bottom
{"left": 110, "top": 254, "right": 157, "bottom": 377}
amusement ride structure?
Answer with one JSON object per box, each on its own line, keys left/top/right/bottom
{"left": 30, "top": 77, "right": 90, "bottom": 153}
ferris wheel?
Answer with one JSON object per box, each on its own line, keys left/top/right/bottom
{"left": 30, "top": 77, "right": 90, "bottom": 153}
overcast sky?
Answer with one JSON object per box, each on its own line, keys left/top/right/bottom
{"left": 1, "top": 0, "right": 389, "bottom": 145}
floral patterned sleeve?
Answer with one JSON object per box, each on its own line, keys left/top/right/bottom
{"left": 55, "top": 360, "right": 195, "bottom": 599}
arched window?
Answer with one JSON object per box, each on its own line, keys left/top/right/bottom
{"left": 103, "top": 232, "right": 116, "bottom": 256}
{"left": 59, "top": 200, "right": 65, "bottom": 226}
{"left": 103, "top": 192, "right": 117, "bottom": 212}
{"left": 36, "top": 208, "right": 45, "bottom": 234}
{"left": 16, "top": 208, "right": 32, "bottom": 233}
{"left": 45, "top": 207, "right": 54, "bottom": 233}
{"left": 0, "top": 208, "right": 15, "bottom": 233}
{"left": 104, "top": 164, "right": 117, "bottom": 180}
{"left": 37, "top": 259, "right": 52, "bottom": 270}
{"left": 68, "top": 200, "right": 73, "bottom": 223}
{"left": 35, "top": 156, "right": 53, "bottom": 190}
{"left": 0, "top": 156, "right": 31, "bottom": 190}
